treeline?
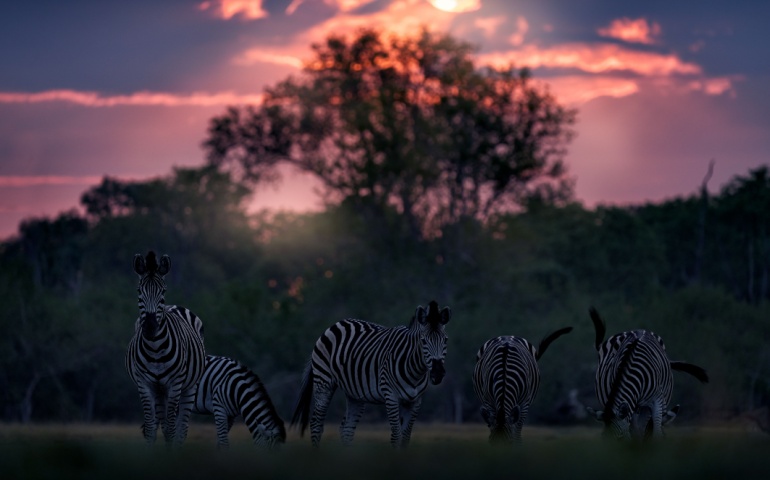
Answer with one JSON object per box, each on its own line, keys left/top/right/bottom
{"left": 1, "top": 163, "right": 769, "bottom": 425}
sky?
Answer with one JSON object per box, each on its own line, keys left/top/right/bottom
{"left": 1, "top": 0, "right": 769, "bottom": 240}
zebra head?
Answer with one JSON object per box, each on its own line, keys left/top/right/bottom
{"left": 133, "top": 251, "right": 171, "bottom": 337}
{"left": 414, "top": 300, "right": 451, "bottom": 385}
{"left": 587, "top": 403, "right": 633, "bottom": 441}
{"left": 482, "top": 404, "right": 522, "bottom": 444}
{"left": 254, "top": 422, "right": 286, "bottom": 450}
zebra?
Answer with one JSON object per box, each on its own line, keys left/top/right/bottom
{"left": 125, "top": 251, "right": 206, "bottom": 446}
{"left": 291, "top": 301, "right": 451, "bottom": 448}
{"left": 191, "top": 355, "right": 286, "bottom": 449}
{"left": 473, "top": 327, "right": 573, "bottom": 444}
{"left": 587, "top": 307, "right": 709, "bottom": 441}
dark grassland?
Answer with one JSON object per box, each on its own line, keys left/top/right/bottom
{"left": 1, "top": 423, "right": 768, "bottom": 480}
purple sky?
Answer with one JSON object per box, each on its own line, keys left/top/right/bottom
{"left": 1, "top": 0, "right": 768, "bottom": 240}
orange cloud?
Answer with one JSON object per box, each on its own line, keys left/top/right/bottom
{"left": 597, "top": 17, "right": 661, "bottom": 45}
{"left": 0, "top": 90, "right": 264, "bottom": 107}
{"left": 478, "top": 43, "right": 701, "bottom": 76}
{"left": 540, "top": 76, "right": 640, "bottom": 105}
{"left": 198, "top": 0, "right": 268, "bottom": 20}
{"left": 237, "top": 0, "right": 460, "bottom": 67}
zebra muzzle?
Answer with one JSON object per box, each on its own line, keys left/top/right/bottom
{"left": 430, "top": 360, "right": 445, "bottom": 385}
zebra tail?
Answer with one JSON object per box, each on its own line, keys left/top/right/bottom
{"left": 670, "top": 361, "right": 710, "bottom": 384}
{"left": 290, "top": 361, "right": 313, "bottom": 436}
{"left": 589, "top": 307, "right": 606, "bottom": 351}
{"left": 536, "top": 326, "right": 573, "bottom": 361}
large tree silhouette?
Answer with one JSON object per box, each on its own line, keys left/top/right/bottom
{"left": 204, "top": 28, "right": 576, "bottom": 239}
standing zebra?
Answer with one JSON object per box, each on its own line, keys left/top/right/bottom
{"left": 473, "top": 327, "right": 573, "bottom": 444}
{"left": 192, "top": 355, "right": 286, "bottom": 449}
{"left": 588, "top": 307, "right": 709, "bottom": 441}
{"left": 125, "top": 251, "right": 206, "bottom": 446}
{"left": 291, "top": 301, "right": 451, "bottom": 448}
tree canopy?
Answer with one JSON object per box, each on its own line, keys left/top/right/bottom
{"left": 204, "top": 28, "right": 576, "bottom": 238}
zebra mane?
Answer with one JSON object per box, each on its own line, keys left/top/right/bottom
{"left": 144, "top": 251, "right": 159, "bottom": 274}
{"left": 603, "top": 333, "right": 640, "bottom": 421}
{"left": 426, "top": 300, "right": 441, "bottom": 327}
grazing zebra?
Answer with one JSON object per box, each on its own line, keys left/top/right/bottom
{"left": 291, "top": 301, "right": 451, "bottom": 448}
{"left": 473, "top": 327, "right": 573, "bottom": 444}
{"left": 125, "top": 251, "right": 206, "bottom": 446}
{"left": 588, "top": 307, "right": 709, "bottom": 441}
{"left": 192, "top": 355, "right": 286, "bottom": 449}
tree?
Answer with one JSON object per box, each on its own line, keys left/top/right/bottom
{"left": 204, "top": 28, "right": 576, "bottom": 239}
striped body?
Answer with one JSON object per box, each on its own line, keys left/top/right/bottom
{"left": 125, "top": 252, "right": 206, "bottom": 447}
{"left": 594, "top": 329, "right": 673, "bottom": 440}
{"left": 472, "top": 327, "right": 572, "bottom": 443}
{"left": 192, "top": 355, "right": 285, "bottom": 448}
{"left": 292, "top": 302, "right": 451, "bottom": 448}
{"left": 473, "top": 337, "right": 539, "bottom": 443}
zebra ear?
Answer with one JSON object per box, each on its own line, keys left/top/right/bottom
{"left": 415, "top": 306, "right": 428, "bottom": 324}
{"left": 158, "top": 254, "right": 171, "bottom": 276}
{"left": 586, "top": 406, "right": 603, "bottom": 422}
{"left": 133, "top": 254, "right": 146, "bottom": 276}
{"left": 439, "top": 306, "right": 451, "bottom": 325}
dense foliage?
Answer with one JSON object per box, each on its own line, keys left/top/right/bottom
{"left": 1, "top": 164, "right": 769, "bottom": 426}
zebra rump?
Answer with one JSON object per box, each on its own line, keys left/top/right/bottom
{"left": 193, "top": 355, "right": 285, "bottom": 448}
{"left": 588, "top": 307, "right": 708, "bottom": 441}
{"left": 473, "top": 326, "right": 572, "bottom": 444}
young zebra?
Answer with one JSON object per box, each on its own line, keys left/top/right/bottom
{"left": 473, "top": 327, "right": 573, "bottom": 444}
{"left": 587, "top": 307, "right": 709, "bottom": 441}
{"left": 125, "top": 251, "right": 206, "bottom": 447}
{"left": 291, "top": 301, "right": 451, "bottom": 448}
{"left": 192, "top": 355, "right": 286, "bottom": 449}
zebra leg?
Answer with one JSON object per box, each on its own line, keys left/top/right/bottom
{"left": 385, "top": 397, "right": 404, "bottom": 448}
{"left": 174, "top": 386, "right": 197, "bottom": 446}
{"left": 138, "top": 387, "right": 158, "bottom": 446}
{"left": 213, "top": 406, "right": 231, "bottom": 449}
{"left": 163, "top": 386, "right": 182, "bottom": 446}
{"left": 310, "top": 381, "right": 335, "bottom": 448}
{"left": 340, "top": 398, "right": 366, "bottom": 446}
{"left": 399, "top": 398, "right": 423, "bottom": 448}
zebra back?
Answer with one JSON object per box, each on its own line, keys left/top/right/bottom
{"left": 193, "top": 355, "right": 285, "bottom": 448}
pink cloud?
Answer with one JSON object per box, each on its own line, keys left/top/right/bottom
{"left": 0, "top": 175, "right": 105, "bottom": 188}
{"left": 287, "top": 0, "right": 375, "bottom": 15}
{"left": 474, "top": 16, "right": 506, "bottom": 38}
{"left": 597, "top": 17, "right": 662, "bottom": 45}
{"left": 198, "top": 0, "right": 268, "bottom": 20}
{"left": 509, "top": 16, "right": 529, "bottom": 46}
{"left": 478, "top": 43, "right": 701, "bottom": 76}
{"left": 541, "top": 76, "right": 640, "bottom": 105}
{"left": 0, "top": 90, "right": 264, "bottom": 107}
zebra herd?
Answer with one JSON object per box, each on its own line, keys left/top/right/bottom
{"left": 126, "top": 251, "right": 709, "bottom": 449}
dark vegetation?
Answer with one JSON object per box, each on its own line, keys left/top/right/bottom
{"left": 1, "top": 29, "right": 769, "bottom": 433}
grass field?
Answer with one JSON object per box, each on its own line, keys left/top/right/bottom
{"left": 1, "top": 422, "right": 768, "bottom": 480}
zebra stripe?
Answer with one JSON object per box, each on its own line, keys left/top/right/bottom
{"left": 291, "top": 301, "right": 451, "bottom": 448}
{"left": 125, "top": 251, "right": 206, "bottom": 447}
{"left": 192, "top": 355, "right": 286, "bottom": 448}
{"left": 588, "top": 308, "right": 708, "bottom": 441}
{"left": 473, "top": 327, "right": 572, "bottom": 443}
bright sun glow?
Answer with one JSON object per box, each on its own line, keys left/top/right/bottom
{"left": 428, "top": 0, "right": 480, "bottom": 13}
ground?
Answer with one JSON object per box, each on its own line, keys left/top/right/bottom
{"left": 0, "top": 422, "right": 768, "bottom": 479}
